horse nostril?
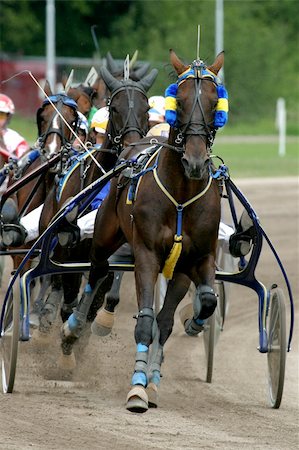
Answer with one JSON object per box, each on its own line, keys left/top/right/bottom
{"left": 181, "top": 157, "right": 189, "bottom": 171}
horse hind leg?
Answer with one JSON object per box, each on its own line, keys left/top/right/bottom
{"left": 60, "top": 273, "right": 82, "bottom": 323}
{"left": 182, "top": 284, "right": 217, "bottom": 336}
{"left": 38, "top": 275, "right": 63, "bottom": 333}
{"left": 61, "top": 262, "right": 110, "bottom": 351}
{"left": 29, "top": 275, "right": 51, "bottom": 328}
{"left": 146, "top": 320, "right": 164, "bottom": 408}
{"left": 91, "top": 271, "right": 123, "bottom": 336}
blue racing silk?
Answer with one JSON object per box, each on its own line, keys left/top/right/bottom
{"left": 90, "top": 180, "right": 111, "bottom": 210}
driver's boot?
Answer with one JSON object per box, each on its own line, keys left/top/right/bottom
{"left": 229, "top": 210, "right": 255, "bottom": 257}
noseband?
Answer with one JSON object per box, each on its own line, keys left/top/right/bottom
{"left": 107, "top": 82, "right": 149, "bottom": 146}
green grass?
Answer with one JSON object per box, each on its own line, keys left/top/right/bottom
{"left": 212, "top": 140, "right": 298, "bottom": 178}
{"left": 11, "top": 115, "right": 299, "bottom": 178}
{"left": 10, "top": 115, "right": 38, "bottom": 144}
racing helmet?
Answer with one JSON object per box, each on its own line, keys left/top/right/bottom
{"left": 91, "top": 107, "right": 109, "bottom": 134}
{"left": 0, "top": 94, "right": 15, "bottom": 115}
{"left": 146, "top": 123, "right": 170, "bottom": 138}
{"left": 148, "top": 95, "right": 165, "bottom": 124}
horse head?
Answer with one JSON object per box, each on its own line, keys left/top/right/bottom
{"left": 92, "top": 52, "right": 153, "bottom": 109}
{"left": 100, "top": 66, "right": 158, "bottom": 147}
{"left": 67, "top": 84, "right": 96, "bottom": 117}
{"left": 169, "top": 49, "right": 224, "bottom": 180}
{"left": 36, "top": 82, "right": 78, "bottom": 160}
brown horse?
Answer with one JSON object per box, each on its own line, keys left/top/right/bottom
{"left": 62, "top": 49, "right": 224, "bottom": 411}
{"left": 0, "top": 84, "right": 79, "bottom": 324}
{"left": 1, "top": 82, "right": 79, "bottom": 244}
{"left": 36, "top": 66, "right": 158, "bottom": 344}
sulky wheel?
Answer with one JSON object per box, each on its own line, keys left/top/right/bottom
{"left": 267, "top": 287, "right": 286, "bottom": 408}
{"left": 203, "top": 280, "right": 225, "bottom": 383}
{"left": 0, "top": 278, "right": 21, "bottom": 393}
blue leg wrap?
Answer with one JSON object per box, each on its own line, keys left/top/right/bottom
{"left": 150, "top": 370, "right": 161, "bottom": 386}
{"left": 131, "top": 371, "right": 147, "bottom": 387}
{"left": 132, "top": 343, "right": 149, "bottom": 386}
{"left": 64, "top": 278, "right": 106, "bottom": 338}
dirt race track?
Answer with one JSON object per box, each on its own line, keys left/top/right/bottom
{"left": 0, "top": 177, "right": 298, "bottom": 450}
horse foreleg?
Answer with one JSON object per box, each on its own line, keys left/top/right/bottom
{"left": 183, "top": 255, "right": 217, "bottom": 336}
{"left": 126, "top": 253, "right": 160, "bottom": 413}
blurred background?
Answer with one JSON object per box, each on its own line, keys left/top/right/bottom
{"left": 0, "top": 0, "right": 298, "bottom": 176}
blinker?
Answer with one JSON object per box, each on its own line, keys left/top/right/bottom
{"left": 42, "top": 94, "right": 78, "bottom": 110}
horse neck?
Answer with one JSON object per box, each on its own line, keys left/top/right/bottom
{"left": 16, "top": 157, "right": 53, "bottom": 215}
{"left": 158, "top": 134, "right": 210, "bottom": 200}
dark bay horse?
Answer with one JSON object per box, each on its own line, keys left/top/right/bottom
{"left": 36, "top": 67, "right": 158, "bottom": 358}
{"left": 9, "top": 81, "right": 79, "bottom": 220}
{"left": 62, "top": 49, "right": 224, "bottom": 411}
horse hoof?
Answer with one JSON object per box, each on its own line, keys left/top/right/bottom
{"left": 146, "top": 382, "right": 158, "bottom": 408}
{"left": 91, "top": 309, "right": 114, "bottom": 336}
{"left": 57, "top": 351, "right": 76, "bottom": 370}
{"left": 179, "top": 303, "right": 193, "bottom": 327}
{"left": 29, "top": 313, "right": 40, "bottom": 329}
{"left": 126, "top": 386, "right": 148, "bottom": 413}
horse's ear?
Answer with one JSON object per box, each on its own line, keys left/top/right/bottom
{"left": 133, "top": 62, "right": 151, "bottom": 81}
{"left": 138, "top": 68, "right": 159, "bottom": 92}
{"left": 61, "top": 72, "right": 68, "bottom": 88}
{"left": 44, "top": 80, "right": 53, "bottom": 97}
{"left": 100, "top": 66, "right": 122, "bottom": 92}
{"left": 208, "top": 51, "right": 224, "bottom": 75}
{"left": 66, "top": 87, "right": 80, "bottom": 101}
{"left": 170, "top": 49, "right": 189, "bottom": 76}
{"left": 106, "top": 51, "right": 120, "bottom": 76}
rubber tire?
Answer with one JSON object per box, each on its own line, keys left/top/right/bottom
{"left": 1, "top": 280, "right": 20, "bottom": 393}
{"left": 267, "top": 287, "right": 286, "bottom": 409}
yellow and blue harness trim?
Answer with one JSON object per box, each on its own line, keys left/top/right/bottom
{"left": 165, "top": 65, "right": 229, "bottom": 129}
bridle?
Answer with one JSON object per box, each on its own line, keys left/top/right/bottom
{"left": 107, "top": 81, "right": 149, "bottom": 148}
{"left": 37, "top": 94, "right": 78, "bottom": 155}
{"left": 174, "top": 61, "right": 218, "bottom": 153}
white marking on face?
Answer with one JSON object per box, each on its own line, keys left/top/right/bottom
{"left": 47, "top": 113, "right": 60, "bottom": 156}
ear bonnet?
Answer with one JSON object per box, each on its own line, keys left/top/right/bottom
{"left": 164, "top": 66, "right": 229, "bottom": 129}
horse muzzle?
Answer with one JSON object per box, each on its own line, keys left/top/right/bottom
{"left": 181, "top": 155, "right": 210, "bottom": 180}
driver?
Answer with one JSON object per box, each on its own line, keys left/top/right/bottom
{"left": 0, "top": 93, "right": 30, "bottom": 161}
